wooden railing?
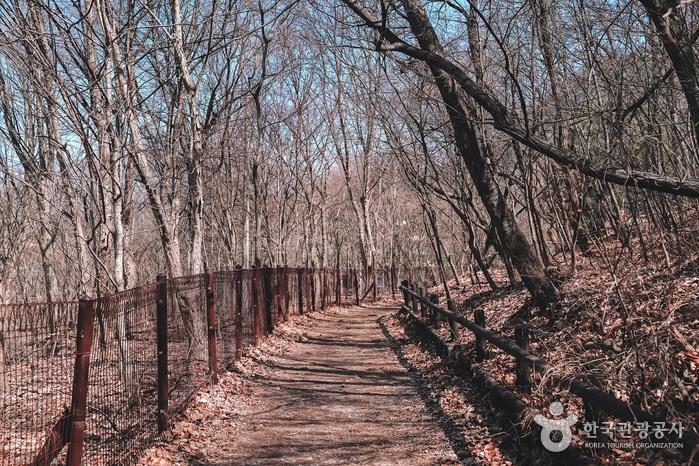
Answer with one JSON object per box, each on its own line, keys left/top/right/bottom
{"left": 399, "top": 280, "right": 697, "bottom": 460}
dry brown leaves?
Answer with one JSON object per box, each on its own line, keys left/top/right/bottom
{"left": 420, "top": 238, "right": 698, "bottom": 464}
{"left": 137, "top": 311, "right": 322, "bottom": 465}
{"left": 384, "top": 314, "right": 515, "bottom": 466}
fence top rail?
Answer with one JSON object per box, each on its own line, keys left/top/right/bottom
{"left": 400, "top": 284, "right": 542, "bottom": 367}
{"left": 398, "top": 282, "right": 699, "bottom": 453}
{"left": 0, "top": 300, "right": 79, "bottom": 308}
{"left": 0, "top": 265, "right": 368, "bottom": 307}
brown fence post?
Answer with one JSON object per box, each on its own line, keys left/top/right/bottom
{"left": 343, "top": 268, "right": 347, "bottom": 303}
{"left": 262, "top": 266, "right": 274, "bottom": 333}
{"left": 514, "top": 320, "right": 531, "bottom": 391}
{"left": 235, "top": 266, "right": 244, "bottom": 360}
{"left": 155, "top": 273, "right": 169, "bottom": 433}
{"left": 275, "top": 266, "right": 283, "bottom": 324}
{"left": 474, "top": 308, "right": 487, "bottom": 361}
{"left": 390, "top": 263, "right": 396, "bottom": 299}
{"left": 371, "top": 265, "right": 377, "bottom": 302}
{"left": 318, "top": 269, "right": 327, "bottom": 310}
{"left": 280, "top": 266, "right": 286, "bottom": 322}
{"left": 341, "top": 270, "right": 346, "bottom": 300}
{"left": 447, "top": 299, "right": 459, "bottom": 341}
{"left": 296, "top": 268, "right": 305, "bottom": 315}
{"left": 66, "top": 296, "right": 96, "bottom": 466}
{"left": 353, "top": 269, "right": 359, "bottom": 305}
{"left": 310, "top": 267, "right": 317, "bottom": 312}
{"left": 280, "top": 267, "right": 287, "bottom": 318}
{"left": 284, "top": 265, "right": 293, "bottom": 319}
{"left": 336, "top": 268, "right": 341, "bottom": 304}
{"left": 251, "top": 266, "right": 260, "bottom": 343}
{"left": 382, "top": 267, "right": 388, "bottom": 299}
{"left": 304, "top": 267, "right": 311, "bottom": 312}
{"left": 321, "top": 269, "right": 327, "bottom": 310}
{"left": 276, "top": 266, "right": 283, "bottom": 321}
{"left": 206, "top": 271, "right": 218, "bottom": 384}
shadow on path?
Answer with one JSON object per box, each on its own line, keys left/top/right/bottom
{"left": 206, "top": 304, "right": 461, "bottom": 465}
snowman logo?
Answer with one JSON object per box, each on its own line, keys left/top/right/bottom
{"left": 534, "top": 401, "right": 577, "bottom": 452}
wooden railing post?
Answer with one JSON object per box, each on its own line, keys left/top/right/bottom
{"left": 410, "top": 283, "right": 418, "bottom": 313}
{"left": 235, "top": 266, "right": 244, "bottom": 360}
{"left": 155, "top": 273, "right": 169, "bottom": 434}
{"left": 400, "top": 280, "right": 409, "bottom": 306}
{"left": 447, "top": 299, "right": 459, "bottom": 340}
{"left": 514, "top": 320, "right": 531, "bottom": 391}
{"left": 66, "top": 295, "right": 96, "bottom": 466}
{"left": 474, "top": 308, "right": 487, "bottom": 361}
{"left": 417, "top": 287, "right": 425, "bottom": 319}
{"left": 430, "top": 294, "right": 440, "bottom": 327}
{"left": 206, "top": 271, "right": 218, "bottom": 384}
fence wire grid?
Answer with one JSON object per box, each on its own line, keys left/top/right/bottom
{"left": 0, "top": 265, "right": 429, "bottom": 465}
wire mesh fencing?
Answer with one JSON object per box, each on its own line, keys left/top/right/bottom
{"left": 0, "top": 265, "right": 423, "bottom": 465}
{"left": 166, "top": 274, "right": 209, "bottom": 419}
{"left": 85, "top": 285, "right": 158, "bottom": 465}
{"left": 0, "top": 302, "right": 76, "bottom": 465}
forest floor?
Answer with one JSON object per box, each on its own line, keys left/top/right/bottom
{"left": 138, "top": 303, "right": 463, "bottom": 465}
{"left": 136, "top": 242, "right": 698, "bottom": 465}
{"left": 422, "top": 242, "right": 698, "bottom": 465}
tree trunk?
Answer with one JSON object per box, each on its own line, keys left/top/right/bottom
{"left": 399, "top": 0, "right": 556, "bottom": 310}
{"left": 640, "top": 0, "right": 699, "bottom": 146}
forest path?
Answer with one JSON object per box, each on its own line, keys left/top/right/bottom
{"left": 160, "top": 303, "right": 461, "bottom": 465}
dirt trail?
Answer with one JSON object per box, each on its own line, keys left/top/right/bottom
{"left": 145, "top": 304, "right": 460, "bottom": 465}
{"left": 229, "top": 303, "right": 459, "bottom": 465}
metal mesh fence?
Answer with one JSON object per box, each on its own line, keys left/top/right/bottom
{"left": 85, "top": 285, "right": 158, "bottom": 464}
{"left": 213, "top": 270, "right": 238, "bottom": 370}
{"left": 0, "top": 302, "right": 76, "bottom": 465}
{"left": 0, "top": 265, "right": 427, "bottom": 465}
{"left": 167, "top": 274, "right": 208, "bottom": 418}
